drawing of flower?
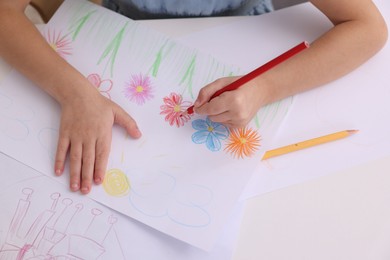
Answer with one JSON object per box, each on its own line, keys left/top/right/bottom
{"left": 87, "top": 73, "right": 113, "bottom": 99}
{"left": 160, "top": 92, "right": 192, "bottom": 127}
{"left": 191, "top": 117, "right": 229, "bottom": 152}
{"left": 123, "top": 74, "right": 154, "bottom": 105}
{"left": 127, "top": 169, "right": 213, "bottom": 227}
{"left": 103, "top": 168, "right": 130, "bottom": 197}
{"left": 44, "top": 29, "right": 72, "bottom": 59}
{"left": 224, "top": 127, "right": 261, "bottom": 159}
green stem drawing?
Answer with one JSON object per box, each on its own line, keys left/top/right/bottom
{"left": 227, "top": 71, "right": 235, "bottom": 77}
{"left": 179, "top": 54, "right": 197, "bottom": 99}
{"left": 151, "top": 47, "right": 163, "bottom": 77}
{"left": 255, "top": 104, "right": 271, "bottom": 129}
{"left": 254, "top": 114, "right": 261, "bottom": 128}
{"left": 97, "top": 22, "right": 128, "bottom": 77}
{"left": 148, "top": 41, "right": 174, "bottom": 77}
{"left": 69, "top": 10, "right": 96, "bottom": 41}
{"left": 254, "top": 97, "right": 292, "bottom": 129}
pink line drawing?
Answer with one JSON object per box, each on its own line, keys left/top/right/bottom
{"left": 87, "top": 73, "right": 113, "bottom": 99}
{"left": 0, "top": 187, "right": 125, "bottom": 259}
{"left": 44, "top": 29, "right": 73, "bottom": 59}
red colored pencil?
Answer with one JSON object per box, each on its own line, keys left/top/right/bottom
{"left": 181, "top": 41, "right": 309, "bottom": 116}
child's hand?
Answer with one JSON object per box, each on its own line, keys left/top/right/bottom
{"left": 193, "top": 76, "right": 270, "bottom": 128}
{"left": 54, "top": 86, "right": 141, "bottom": 194}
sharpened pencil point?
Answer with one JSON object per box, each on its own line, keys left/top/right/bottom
{"left": 181, "top": 106, "right": 194, "bottom": 118}
{"left": 347, "top": 129, "right": 359, "bottom": 134}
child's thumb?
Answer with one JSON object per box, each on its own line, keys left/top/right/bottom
{"left": 114, "top": 107, "right": 142, "bottom": 139}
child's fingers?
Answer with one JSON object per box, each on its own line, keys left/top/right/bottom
{"left": 80, "top": 141, "right": 95, "bottom": 194}
{"left": 94, "top": 135, "right": 111, "bottom": 185}
{"left": 207, "top": 111, "right": 232, "bottom": 124}
{"left": 55, "top": 135, "right": 70, "bottom": 176}
{"left": 194, "top": 77, "right": 238, "bottom": 107}
{"left": 195, "top": 94, "right": 229, "bottom": 116}
{"left": 206, "top": 111, "right": 249, "bottom": 128}
{"left": 114, "top": 106, "right": 142, "bottom": 139}
{"left": 69, "top": 142, "right": 82, "bottom": 192}
{"left": 195, "top": 79, "right": 226, "bottom": 107}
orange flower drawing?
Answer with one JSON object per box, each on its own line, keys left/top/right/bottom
{"left": 224, "top": 127, "right": 261, "bottom": 159}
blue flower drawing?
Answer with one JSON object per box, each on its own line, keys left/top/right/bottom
{"left": 191, "top": 117, "right": 229, "bottom": 151}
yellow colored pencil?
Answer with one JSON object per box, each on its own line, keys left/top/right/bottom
{"left": 261, "top": 130, "right": 358, "bottom": 160}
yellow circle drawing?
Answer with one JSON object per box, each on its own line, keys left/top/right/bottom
{"left": 103, "top": 168, "right": 130, "bottom": 197}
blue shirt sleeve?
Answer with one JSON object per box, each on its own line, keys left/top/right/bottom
{"left": 102, "top": 0, "right": 273, "bottom": 19}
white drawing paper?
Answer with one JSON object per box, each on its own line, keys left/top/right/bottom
{"left": 0, "top": 0, "right": 292, "bottom": 249}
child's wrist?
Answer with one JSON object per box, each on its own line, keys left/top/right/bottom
{"left": 51, "top": 76, "right": 97, "bottom": 107}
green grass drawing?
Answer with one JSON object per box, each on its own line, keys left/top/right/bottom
{"left": 179, "top": 54, "right": 197, "bottom": 99}
{"left": 148, "top": 40, "right": 175, "bottom": 77}
{"left": 97, "top": 22, "right": 128, "bottom": 77}
{"left": 69, "top": 10, "right": 96, "bottom": 41}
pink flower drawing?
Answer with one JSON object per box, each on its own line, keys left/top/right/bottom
{"left": 160, "top": 92, "right": 192, "bottom": 127}
{"left": 87, "top": 74, "right": 113, "bottom": 99}
{"left": 44, "top": 29, "right": 72, "bottom": 59}
{"left": 123, "top": 74, "right": 154, "bottom": 105}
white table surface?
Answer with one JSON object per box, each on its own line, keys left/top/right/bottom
{"left": 1, "top": 2, "right": 389, "bottom": 259}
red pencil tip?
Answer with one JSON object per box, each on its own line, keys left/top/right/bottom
{"left": 180, "top": 106, "right": 194, "bottom": 117}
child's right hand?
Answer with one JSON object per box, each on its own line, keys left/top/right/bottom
{"left": 193, "top": 76, "right": 271, "bottom": 128}
{"left": 54, "top": 82, "right": 141, "bottom": 194}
